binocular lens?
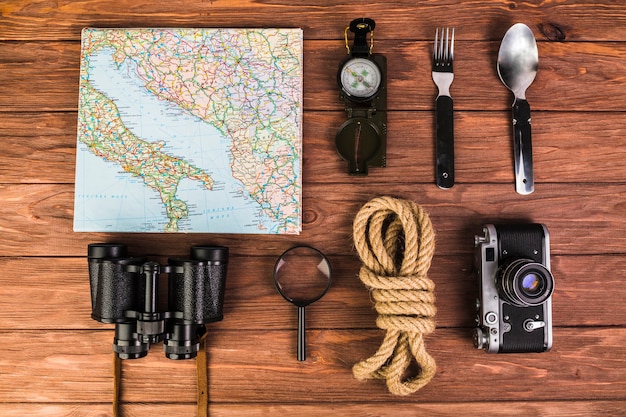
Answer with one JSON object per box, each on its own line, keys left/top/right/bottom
{"left": 191, "top": 246, "right": 229, "bottom": 263}
{"left": 113, "top": 322, "right": 149, "bottom": 360}
{"left": 164, "top": 323, "right": 205, "bottom": 360}
{"left": 88, "top": 243, "right": 127, "bottom": 260}
{"left": 498, "top": 259, "right": 554, "bottom": 306}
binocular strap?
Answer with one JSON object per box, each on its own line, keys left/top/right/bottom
{"left": 197, "top": 331, "right": 209, "bottom": 416}
{"left": 113, "top": 352, "right": 121, "bottom": 416}
{"left": 111, "top": 331, "right": 209, "bottom": 416}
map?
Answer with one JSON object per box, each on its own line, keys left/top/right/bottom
{"left": 74, "top": 28, "right": 303, "bottom": 234}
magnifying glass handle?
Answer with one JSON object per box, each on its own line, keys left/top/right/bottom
{"left": 297, "top": 306, "right": 306, "bottom": 361}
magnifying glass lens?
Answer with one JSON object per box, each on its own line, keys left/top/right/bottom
{"left": 274, "top": 247, "right": 331, "bottom": 306}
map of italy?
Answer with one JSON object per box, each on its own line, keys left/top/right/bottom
{"left": 74, "top": 28, "right": 303, "bottom": 234}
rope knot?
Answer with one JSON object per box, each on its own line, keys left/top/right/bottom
{"left": 352, "top": 196, "right": 437, "bottom": 396}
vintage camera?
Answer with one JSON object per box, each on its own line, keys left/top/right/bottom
{"left": 88, "top": 243, "right": 228, "bottom": 360}
{"left": 473, "top": 224, "right": 554, "bottom": 353}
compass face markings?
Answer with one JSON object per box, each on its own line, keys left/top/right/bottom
{"left": 340, "top": 58, "right": 381, "bottom": 98}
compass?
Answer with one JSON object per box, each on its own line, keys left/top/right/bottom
{"left": 335, "top": 18, "right": 387, "bottom": 175}
{"left": 339, "top": 57, "right": 382, "bottom": 100}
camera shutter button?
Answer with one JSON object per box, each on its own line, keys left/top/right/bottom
{"left": 485, "top": 312, "right": 498, "bottom": 325}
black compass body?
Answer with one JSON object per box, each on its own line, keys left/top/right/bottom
{"left": 336, "top": 18, "right": 387, "bottom": 175}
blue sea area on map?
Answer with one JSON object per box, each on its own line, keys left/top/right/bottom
{"left": 74, "top": 48, "right": 279, "bottom": 233}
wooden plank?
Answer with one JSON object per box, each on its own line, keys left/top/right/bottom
{"left": 0, "top": 42, "right": 79, "bottom": 112}
{"left": 2, "top": 401, "right": 626, "bottom": 417}
{"left": 1, "top": 41, "right": 626, "bottom": 112}
{"left": 1, "top": 0, "right": 626, "bottom": 42}
{"left": 0, "top": 113, "right": 76, "bottom": 184}
{"left": 3, "top": 110, "right": 626, "bottom": 185}
{"left": 0, "top": 1, "right": 624, "bottom": 414}
{"left": 1, "top": 183, "right": 626, "bottom": 257}
{"left": 0, "top": 328, "right": 624, "bottom": 403}
{"left": 1, "top": 254, "right": 625, "bottom": 331}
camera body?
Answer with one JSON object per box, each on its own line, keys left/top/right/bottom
{"left": 88, "top": 243, "right": 228, "bottom": 360}
{"left": 473, "top": 224, "right": 554, "bottom": 353}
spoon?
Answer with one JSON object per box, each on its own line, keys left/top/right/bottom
{"left": 497, "top": 23, "right": 539, "bottom": 195}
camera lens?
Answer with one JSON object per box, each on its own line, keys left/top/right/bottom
{"left": 521, "top": 272, "right": 543, "bottom": 295}
{"left": 497, "top": 259, "right": 554, "bottom": 306}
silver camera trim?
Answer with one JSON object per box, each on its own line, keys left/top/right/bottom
{"left": 473, "top": 224, "right": 553, "bottom": 353}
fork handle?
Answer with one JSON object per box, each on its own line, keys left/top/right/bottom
{"left": 436, "top": 95, "right": 454, "bottom": 189}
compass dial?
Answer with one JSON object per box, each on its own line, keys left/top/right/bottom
{"left": 340, "top": 58, "right": 382, "bottom": 99}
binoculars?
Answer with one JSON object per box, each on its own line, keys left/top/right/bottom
{"left": 88, "top": 243, "right": 228, "bottom": 360}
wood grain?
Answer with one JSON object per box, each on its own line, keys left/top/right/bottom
{"left": 2, "top": 183, "right": 626, "bottom": 257}
{"left": 1, "top": 0, "right": 626, "bottom": 415}
{"left": 0, "top": 328, "right": 625, "bottom": 404}
{"left": 2, "top": 41, "right": 626, "bottom": 112}
{"left": 4, "top": 111, "right": 626, "bottom": 185}
{"left": 2, "top": 255, "right": 626, "bottom": 331}
{"left": 1, "top": 1, "right": 626, "bottom": 42}
{"left": 3, "top": 401, "right": 626, "bottom": 417}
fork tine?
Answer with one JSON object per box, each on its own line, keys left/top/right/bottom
{"left": 441, "top": 28, "right": 450, "bottom": 64}
{"left": 434, "top": 27, "right": 439, "bottom": 61}
{"left": 449, "top": 28, "right": 455, "bottom": 61}
{"left": 439, "top": 28, "right": 445, "bottom": 61}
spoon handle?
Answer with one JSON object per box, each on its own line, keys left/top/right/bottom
{"left": 436, "top": 95, "right": 455, "bottom": 189}
{"left": 512, "top": 98, "right": 534, "bottom": 194}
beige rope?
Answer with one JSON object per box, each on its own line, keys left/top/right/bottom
{"left": 352, "top": 196, "right": 437, "bottom": 395}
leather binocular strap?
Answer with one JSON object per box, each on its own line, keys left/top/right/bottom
{"left": 197, "top": 331, "right": 209, "bottom": 416}
{"left": 113, "top": 353, "right": 121, "bottom": 417}
{"left": 112, "top": 331, "right": 209, "bottom": 416}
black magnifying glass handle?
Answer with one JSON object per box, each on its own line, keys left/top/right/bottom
{"left": 297, "top": 306, "right": 306, "bottom": 361}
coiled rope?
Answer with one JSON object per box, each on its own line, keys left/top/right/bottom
{"left": 352, "top": 196, "right": 437, "bottom": 395}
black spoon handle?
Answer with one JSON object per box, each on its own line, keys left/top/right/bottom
{"left": 512, "top": 98, "right": 534, "bottom": 194}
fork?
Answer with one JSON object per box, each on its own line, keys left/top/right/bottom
{"left": 432, "top": 27, "right": 455, "bottom": 189}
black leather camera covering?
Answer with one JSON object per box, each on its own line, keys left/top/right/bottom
{"left": 501, "top": 303, "right": 546, "bottom": 353}
{"left": 496, "top": 223, "right": 544, "bottom": 263}
{"left": 496, "top": 223, "right": 549, "bottom": 353}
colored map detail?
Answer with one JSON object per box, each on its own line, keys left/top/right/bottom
{"left": 74, "top": 28, "right": 302, "bottom": 233}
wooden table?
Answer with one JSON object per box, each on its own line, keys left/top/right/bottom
{"left": 1, "top": 1, "right": 625, "bottom": 415}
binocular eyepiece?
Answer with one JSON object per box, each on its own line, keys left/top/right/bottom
{"left": 88, "top": 243, "right": 228, "bottom": 360}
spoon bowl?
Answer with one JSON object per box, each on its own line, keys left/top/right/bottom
{"left": 497, "top": 23, "right": 538, "bottom": 99}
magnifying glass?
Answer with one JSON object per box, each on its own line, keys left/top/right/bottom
{"left": 273, "top": 245, "right": 332, "bottom": 361}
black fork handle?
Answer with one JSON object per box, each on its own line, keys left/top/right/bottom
{"left": 436, "top": 95, "right": 454, "bottom": 189}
